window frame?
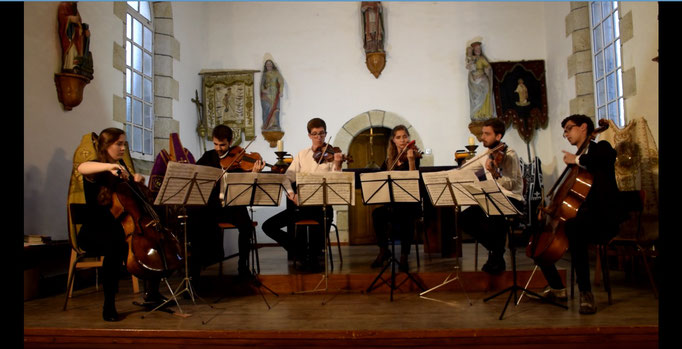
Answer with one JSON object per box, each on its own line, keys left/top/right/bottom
{"left": 589, "top": 1, "right": 625, "bottom": 127}
{"left": 124, "top": 1, "right": 154, "bottom": 161}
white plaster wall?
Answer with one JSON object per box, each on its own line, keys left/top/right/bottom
{"left": 620, "top": 1, "right": 658, "bottom": 146}
{"left": 24, "top": 2, "right": 124, "bottom": 239}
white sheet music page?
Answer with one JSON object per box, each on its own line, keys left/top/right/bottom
{"left": 223, "top": 172, "right": 285, "bottom": 207}
{"left": 463, "top": 178, "right": 519, "bottom": 216}
{"left": 360, "top": 170, "right": 420, "bottom": 204}
{"left": 421, "top": 170, "right": 478, "bottom": 206}
{"left": 154, "top": 162, "right": 223, "bottom": 206}
{"left": 296, "top": 172, "right": 355, "bottom": 206}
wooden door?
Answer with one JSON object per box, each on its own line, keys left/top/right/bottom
{"left": 347, "top": 127, "right": 391, "bottom": 245}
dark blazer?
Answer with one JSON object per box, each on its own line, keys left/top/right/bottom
{"left": 577, "top": 140, "right": 624, "bottom": 226}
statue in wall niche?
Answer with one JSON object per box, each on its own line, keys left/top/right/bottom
{"left": 361, "top": 1, "right": 386, "bottom": 78}
{"left": 466, "top": 41, "right": 496, "bottom": 122}
{"left": 260, "top": 60, "right": 284, "bottom": 132}
{"left": 55, "top": 1, "right": 94, "bottom": 111}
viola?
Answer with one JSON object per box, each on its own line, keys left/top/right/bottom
{"left": 487, "top": 142, "right": 508, "bottom": 179}
{"left": 526, "top": 119, "right": 609, "bottom": 265}
{"left": 110, "top": 161, "right": 183, "bottom": 280}
{"left": 312, "top": 143, "right": 353, "bottom": 164}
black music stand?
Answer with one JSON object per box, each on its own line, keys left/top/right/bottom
{"left": 362, "top": 170, "right": 426, "bottom": 301}
{"left": 293, "top": 172, "right": 354, "bottom": 305}
{"left": 418, "top": 172, "right": 475, "bottom": 306}
{"left": 467, "top": 180, "right": 568, "bottom": 319}
{"left": 221, "top": 172, "right": 285, "bottom": 309}
{"left": 149, "top": 162, "right": 222, "bottom": 319}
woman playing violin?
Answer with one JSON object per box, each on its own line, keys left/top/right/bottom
{"left": 77, "top": 128, "right": 164, "bottom": 322}
{"left": 188, "top": 125, "right": 265, "bottom": 284}
{"left": 371, "top": 125, "right": 421, "bottom": 272}
{"left": 458, "top": 118, "right": 524, "bottom": 275}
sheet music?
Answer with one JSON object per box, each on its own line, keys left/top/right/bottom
{"left": 154, "top": 162, "right": 223, "bottom": 206}
{"left": 296, "top": 172, "right": 355, "bottom": 206}
{"left": 462, "top": 179, "right": 520, "bottom": 216}
{"left": 359, "top": 170, "right": 420, "bottom": 204}
{"left": 223, "top": 172, "right": 286, "bottom": 207}
{"left": 421, "top": 170, "right": 478, "bottom": 206}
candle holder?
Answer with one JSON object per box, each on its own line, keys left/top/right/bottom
{"left": 465, "top": 145, "right": 478, "bottom": 159}
{"left": 272, "top": 151, "right": 291, "bottom": 173}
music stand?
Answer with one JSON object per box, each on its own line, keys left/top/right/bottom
{"left": 293, "top": 172, "right": 354, "bottom": 305}
{"left": 147, "top": 161, "right": 223, "bottom": 319}
{"left": 221, "top": 172, "right": 286, "bottom": 309}
{"left": 362, "top": 170, "right": 426, "bottom": 301}
{"left": 463, "top": 179, "right": 567, "bottom": 319}
{"left": 418, "top": 170, "right": 476, "bottom": 306}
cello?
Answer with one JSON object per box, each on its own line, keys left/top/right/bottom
{"left": 526, "top": 119, "right": 609, "bottom": 265}
{"left": 110, "top": 161, "right": 183, "bottom": 279}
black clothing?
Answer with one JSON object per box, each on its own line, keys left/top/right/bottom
{"left": 539, "top": 140, "right": 624, "bottom": 292}
{"left": 262, "top": 201, "right": 333, "bottom": 261}
{"left": 188, "top": 149, "right": 255, "bottom": 276}
{"left": 372, "top": 157, "right": 420, "bottom": 256}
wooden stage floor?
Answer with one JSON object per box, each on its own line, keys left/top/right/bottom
{"left": 24, "top": 244, "right": 659, "bottom": 348}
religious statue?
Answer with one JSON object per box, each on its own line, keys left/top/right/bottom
{"left": 57, "top": 2, "right": 93, "bottom": 79}
{"left": 466, "top": 41, "right": 496, "bottom": 122}
{"left": 260, "top": 59, "right": 284, "bottom": 132}
{"left": 54, "top": 2, "right": 94, "bottom": 110}
{"left": 361, "top": 1, "right": 386, "bottom": 78}
{"left": 515, "top": 78, "right": 530, "bottom": 106}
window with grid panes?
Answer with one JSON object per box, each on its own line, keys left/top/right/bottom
{"left": 125, "top": 1, "right": 154, "bottom": 158}
{"left": 590, "top": 1, "right": 625, "bottom": 127}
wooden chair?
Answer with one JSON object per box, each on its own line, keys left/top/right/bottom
{"left": 293, "top": 220, "right": 342, "bottom": 271}
{"left": 571, "top": 190, "right": 657, "bottom": 304}
{"left": 218, "top": 221, "right": 260, "bottom": 275}
{"left": 64, "top": 204, "right": 140, "bottom": 310}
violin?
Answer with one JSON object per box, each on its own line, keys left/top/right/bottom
{"left": 398, "top": 140, "right": 424, "bottom": 162}
{"left": 526, "top": 119, "right": 609, "bottom": 265}
{"left": 487, "top": 142, "right": 508, "bottom": 179}
{"left": 220, "top": 145, "right": 273, "bottom": 172}
{"left": 111, "top": 161, "right": 183, "bottom": 280}
{"left": 312, "top": 142, "right": 353, "bottom": 164}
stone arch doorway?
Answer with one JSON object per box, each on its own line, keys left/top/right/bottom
{"left": 330, "top": 110, "right": 433, "bottom": 244}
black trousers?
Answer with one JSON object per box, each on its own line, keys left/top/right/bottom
{"left": 262, "top": 203, "right": 333, "bottom": 260}
{"left": 372, "top": 204, "right": 417, "bottom": 256}
{"left": 459, "top": 198, "right": 524, "bottom": 255}
{"left": 538, "top": 208, "right": 619, "bottom": 292}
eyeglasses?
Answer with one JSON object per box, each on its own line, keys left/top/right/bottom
{"left": 309, "top": 131, "right": 327, "bottom": 137}
{"left": 562, "top": 124, "right": 577, "bottom": 138}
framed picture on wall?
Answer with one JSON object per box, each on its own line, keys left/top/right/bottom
{"left": 491, "top": 60, "right": 548, "bottom": 143}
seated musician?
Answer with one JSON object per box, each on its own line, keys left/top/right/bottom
{"left": 530, "top": 114, "right": 623, "bottom": 314}
{"left": 187, "top": 125, "right": 265, "bottom": 285}
{"left": 459, "top": 118, "right": 524, "bottom": 275}
{"left": 262, "top": 117, "right": 343, "bottom": 272}
{"left": 76, "top": 128, "right": 165, "bottom": 322}
{"left": 370, "top": 125, "right": 420, "bottom": 272}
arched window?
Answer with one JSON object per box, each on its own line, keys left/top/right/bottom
{"left": 590, "top": 1, "right": 625, "bottom": 127}
{"left": 125, "top": 1, "right": 154, "bottom": 159}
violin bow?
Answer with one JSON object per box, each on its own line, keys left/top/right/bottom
{"left": 388, "top": 140, "right": 415, "bottom": 171}
{"left": 316, "top": 136, "right": 332, "bottom": 165}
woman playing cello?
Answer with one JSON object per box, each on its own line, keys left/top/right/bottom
{"left": 77, "top": 128, "right": 166, "bottom": 321}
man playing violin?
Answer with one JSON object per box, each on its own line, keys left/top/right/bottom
{"left": 262, "top": 117, "right": 343, "bottom": 271}
{"left": 530, "top": 114, "right": 623, "bottom": 314}
{"left": 187, "top": 125, "right": 265, "bottom": 285}
{"left": 459, "top": 118, "right": 524, "bottom": 275}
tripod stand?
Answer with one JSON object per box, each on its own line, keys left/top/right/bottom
{"left": 221, "top": 173, "right": 283, "bottom": 309}
{"left": 477, "top": 189, "right": 568, "bottom": 319}
{"left": 418, "top": 175, "right": 472, "bottom": 305}
{"left": 293, "top": 172, "right": 354, "bottom": 305}
{"left": 362, "top": 171, "right": 425, "bottom": 301}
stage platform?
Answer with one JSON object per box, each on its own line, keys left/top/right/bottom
{"left": 24, "top": 244, "right": 658, "bottom": 348}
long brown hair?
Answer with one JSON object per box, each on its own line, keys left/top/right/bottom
{"left": 386, "top": 125, "right": 410, "bottom": 166}
{"left": 96, "top": 127, "right": 126, "bottom": 163}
